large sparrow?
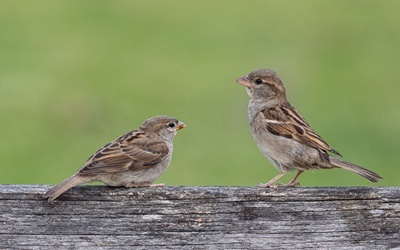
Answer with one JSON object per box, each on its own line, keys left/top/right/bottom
{"left": 236, "top": 68, "right": 382, "bottom": 187}
{"left": 43, "top": 115, "right": 186, "bottom": 201}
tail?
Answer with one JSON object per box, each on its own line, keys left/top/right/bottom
{"left": 43, "top": 174, "right": 84, "bottom": 201}
{"left": 329, "top": 157, "right": 382, "bottom": 183}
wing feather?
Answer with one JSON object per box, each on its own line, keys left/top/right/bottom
{"left": 262, "top": 103, "right": 341, "bottom": 157}
{"left": 78, "top": 130, "right": 169, "bottom": 175}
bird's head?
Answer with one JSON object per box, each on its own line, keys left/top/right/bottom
{"left": 236, "top": 68, "right": 286, "bottom": 103}
{"left": 141, "top": 116, "right": 186, "bottom": 142}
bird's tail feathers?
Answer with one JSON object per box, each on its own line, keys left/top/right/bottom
{"left": 43, "top": 175, "right": 83, "bottom": 201}
{"left": 329, "top": 157, "right": 382, "bottom": 183}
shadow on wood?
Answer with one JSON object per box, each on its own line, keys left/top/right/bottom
{"left": 1, "top": 185, "right": 399, "bottom": 249}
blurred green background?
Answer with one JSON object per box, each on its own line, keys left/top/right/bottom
{"left": 1, "top": 1, "right": 399, "bottom": 187}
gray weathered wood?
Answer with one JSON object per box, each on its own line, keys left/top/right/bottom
{"left": 0, "top": 185, "right": 399, "bottom": 249}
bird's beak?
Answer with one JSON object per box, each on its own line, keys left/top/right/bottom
{"left": 176, "top": 122, "right": 186, "bottom": 131}
{"left": 236, "top": 75, "right": 251, "bottom": 88}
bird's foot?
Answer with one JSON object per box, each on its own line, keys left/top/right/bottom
{"left": 285, "top": 181, "right": 301, "bottom": 187}
{"left": 125, "top": 183, "right": 166, "bottom": 188}
{"left": 257, "top": 183, "right": 279, "bottom": 190}
{"left": 258, "top": 181, "right": 300, "bottom": 189}
{"left": 149, "top": 183, "right": 166, "bottom": 188}
{"left": 278, "top": 181, "right": 301, "bottom": 187}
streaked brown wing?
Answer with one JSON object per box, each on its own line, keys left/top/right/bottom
{"left": 262, "top": 104, "right": 341, "bottom": 157}
{"left": 79, "top": 130, "right": 169, "bottom": 176}
{"left": 120, "top": 136, "right": 169, "bottom": 170}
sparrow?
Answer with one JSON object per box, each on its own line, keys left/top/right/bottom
{"left": 43, "top": 115, "right": 186, "bottom": 201}
{"left": 236, "top": 68, "right": 382, "bottom": 187}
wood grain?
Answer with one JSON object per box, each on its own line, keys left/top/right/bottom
{"left": 1, "top": 185, "right": 399, "bottom": 249}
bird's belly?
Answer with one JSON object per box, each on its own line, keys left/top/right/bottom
{"left": 98, "top": 157, "right": 172, "bottom": 186}
{"left": 252, "top": 128, "right": 320, "bottom": 173}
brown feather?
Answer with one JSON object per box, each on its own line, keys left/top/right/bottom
{"left": 329, "top": 157, "right": 382, "bottom": 182}
{"left": 42, "top": 174, "right": 85, "bottom": 201}
{"left": 78, "top": 130, "right": 169, "bottom": 175}
{"left": 262, "top": 103, "right": 342, "bottom": 157}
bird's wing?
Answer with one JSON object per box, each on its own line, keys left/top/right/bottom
{"left": 262, "top": 103, "right": 341, "bottom": 158}
{"left": 78, "top": 130, "right": 169, "bottom": 176}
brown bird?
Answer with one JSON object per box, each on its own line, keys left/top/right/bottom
{"left": 43, "top": 115, "right": 186, "bottom": 201}
{"left": 236, "top": 68, "right": 382, "bottom": 187}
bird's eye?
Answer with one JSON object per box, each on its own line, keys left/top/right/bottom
{"left": 254, "top": 79, "right": 263, "bottom": 85}
{"left": 167, "top": 122, "right": 175, "bottom": 128}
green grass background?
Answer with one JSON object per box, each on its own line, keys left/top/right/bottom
{"left": 1, "top": 1, "right": 399, "bottom": 187}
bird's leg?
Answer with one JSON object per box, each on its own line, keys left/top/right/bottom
{"left": 125, "top": 183, "right": 166, "bottom": 188}
{"left": 258, "top": 172, "right": 287, "bottom": 188}
{"left": 284, "top": 170, "right": 303, "bottom": 187}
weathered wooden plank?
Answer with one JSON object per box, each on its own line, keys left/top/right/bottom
{"left": 0, "top": 185, "right": 399, "bottom": 249}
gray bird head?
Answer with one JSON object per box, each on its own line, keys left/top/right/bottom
{"left": 236, "top": 68, "right": 287, "bottom": 103}
{"left": 141, "top": 115, "right": 186, "bottom": 142}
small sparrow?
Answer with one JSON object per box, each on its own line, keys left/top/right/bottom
{"left": 236, "top": 68, "right": 382, "bottom": 187}
{"left": 43, "top": 115, "right": 186, "bottom": 201}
